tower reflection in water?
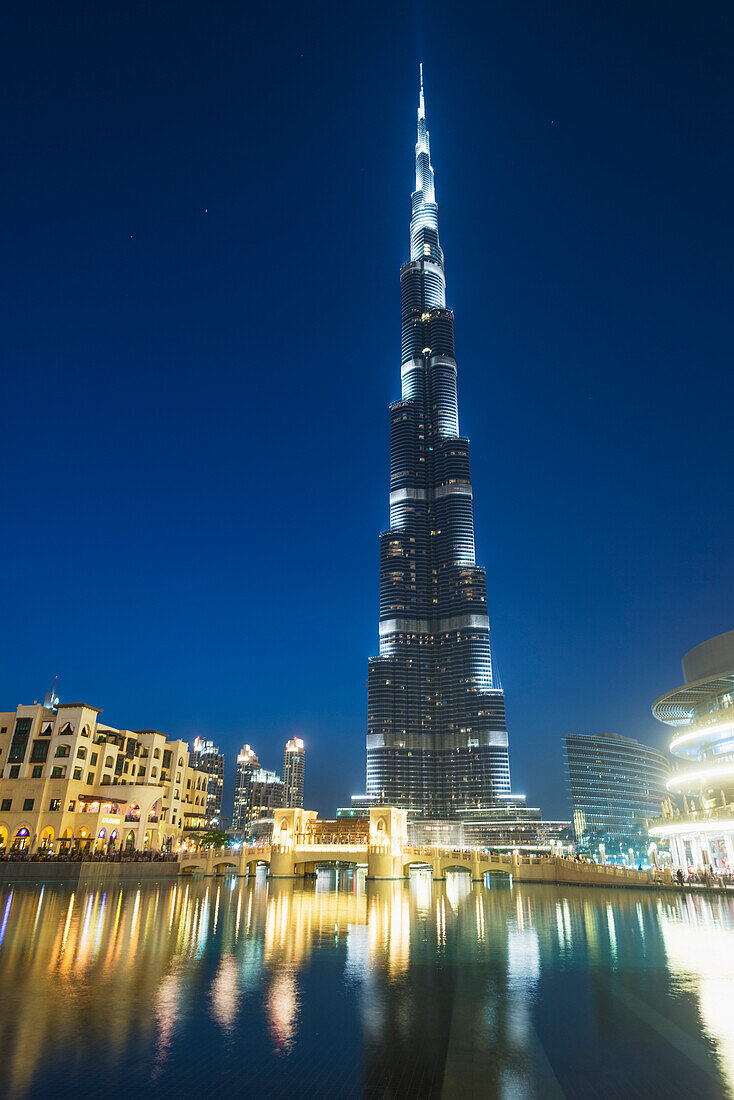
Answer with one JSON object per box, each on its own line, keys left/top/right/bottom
{"left": 0, "top": 870, "right": 733, "bottom": 1098}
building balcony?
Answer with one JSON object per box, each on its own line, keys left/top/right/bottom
{"left": 649, "top": 802, "right": 734, "bottom": 837}
{"left": 669, "top": 708, "right": 734, "bottom": 757}
{"left": 666, "top": 758, "right": 734, "bottom": 794}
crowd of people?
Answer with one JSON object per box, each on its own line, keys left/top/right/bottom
{"left": 0, "top": 847, "right": 178, "bottom": 863}
{"left": 674, "top": 865, "right": 734, "bottom": 889}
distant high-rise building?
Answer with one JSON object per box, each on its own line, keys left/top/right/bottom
{"left": 246, "top": 768, "right": 285, "bottom": 824}
{"left": 361, "top": 68, "right": 519, "bottom": 819}
{"left": 232, "top": 743, "right": 285, "bottom": 830}
{"left": 565, "top": 732, "right": 670, "bottom": 862}
{"left": 283, "top": 737, "right": 305, "bottom": 807}
{"left": 191, "top": 736, "right": 224, "bottom": 824}
{"left": 233, "top": 744, "right": 259, "bottom": 830}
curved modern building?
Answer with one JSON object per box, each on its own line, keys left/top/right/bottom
{"left": 649, "top": 629, "right": 734, "bottom": 870}
{"left": 363, "top": 69, "right": 517, "bottom": 819}
{"left": 564, "top": 732, "right": 670, "bottom": 862}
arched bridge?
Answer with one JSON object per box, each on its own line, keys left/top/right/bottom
{"left": 178, "top": 841, "right": 514, "bottom": 881}
{"left": 180, "top": 807, "right": 513, "bottom": 879}
{"left": 179, "top": 807, "right": 668, "bottom": 890}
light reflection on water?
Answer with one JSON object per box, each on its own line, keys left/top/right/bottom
{"left": 0, "top": 870, "right": 733, "bottom": 1098}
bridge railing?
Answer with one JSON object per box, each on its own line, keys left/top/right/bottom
{"left": 403, "top": 845, "right": 513, "bottom": 863}
{"left": 272, "top": 840, "right": 369, "bottom": 852}
{"left": 180, "top": 844, "right": 269, "bottom": 861}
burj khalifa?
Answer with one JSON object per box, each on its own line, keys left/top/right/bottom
{"left": 364, "top": 69, "right": 516, "bottom": 821}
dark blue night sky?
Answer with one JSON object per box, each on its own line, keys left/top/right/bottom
{"left": 3, "top": 1, "right": 733, "bottom": 819}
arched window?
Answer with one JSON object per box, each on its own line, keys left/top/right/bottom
{"left": 105, "top": 756, "right": 113, "bottom": 768}
{"left": 77, "top": 747, "right": 87, "bottom": 759}
{"left": 153, "top": 748, "right": 161, "bottom": 759}
{"left": 55, "top": 745, "right": 70, "bottom": 758}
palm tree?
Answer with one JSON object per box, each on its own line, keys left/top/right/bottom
{"left": 196, "top": 829, "right": 230, "bottom": 850}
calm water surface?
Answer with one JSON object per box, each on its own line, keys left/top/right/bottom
{"left": 0, "top": 870, "right": 733, "bottom": 1098}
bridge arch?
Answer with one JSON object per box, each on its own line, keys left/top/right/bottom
{"left": 212, "top": 860, "right": 239, "bottom": 875}
{"left": 294, "top": 857, "right": 365, "bottom": 875}
{"left": 180, "top": 859, "right": 207, "bottom": 874}
{"left": 245, "top": 859, "right": 269, "bottom": 874}
{"left": 404, "top": 860, "right": 434, "bottom": 875}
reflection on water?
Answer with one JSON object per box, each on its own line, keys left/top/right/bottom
{"left": 659, "top": 895, "right": 734, "bottom": 1092}
{"left": 0, "top": 870, "right": 733, "bottom": 1098}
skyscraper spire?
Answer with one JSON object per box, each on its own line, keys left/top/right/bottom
{"left": 363, "top": 73, "right": 515, "bottom": 820}
{"left": 412, "top": 65, "right": 439, "bottom": 260}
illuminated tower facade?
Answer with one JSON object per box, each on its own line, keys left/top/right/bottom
{"left": 232, "top": 744, "right": 259, "bottom": 830}
{"left": 366, "top": 70, "right": 513, "bottom": 818}
{"left": 191, "top": 736, "right": 224, "bottom": 824}
{"left": 283, "top": 737, "right": 305, "bottom": 808}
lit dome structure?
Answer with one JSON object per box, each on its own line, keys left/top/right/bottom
{"left": 649, "top": 629, "right": 734, "bottom": 870}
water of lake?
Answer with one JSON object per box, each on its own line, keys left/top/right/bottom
{"left": 0, "top": 869, "right": 732, "bottom": 1098}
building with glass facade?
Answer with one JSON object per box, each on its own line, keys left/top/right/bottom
{"left": 191, "top": 736, "right": 224, "bottom": 825}
{"left": 232, "top": 743, "right": 285, "bottom": 831}
{"left": 407, "top": 808, "right": 572, "bottom": 853}
{"left": 244, "top": 768, "right": 285, "bottom": 826}
{"left": 283, "top": 737, "right": 305, "bottom": 808}
{"left": 649, "top": 629, "right": 734, "bottom": 871}
{"left": 565, "top": 732, "right": 671, "bottom": 863}
{"left": 232, "top": 744, "right": 258, "bottom": 830}
{"left": 359, "top": 68, "right": 526, "bottom": 827}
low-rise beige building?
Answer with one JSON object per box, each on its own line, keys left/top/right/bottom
{"left": 0, "top": 700, "right": 209, "bottom": 854}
